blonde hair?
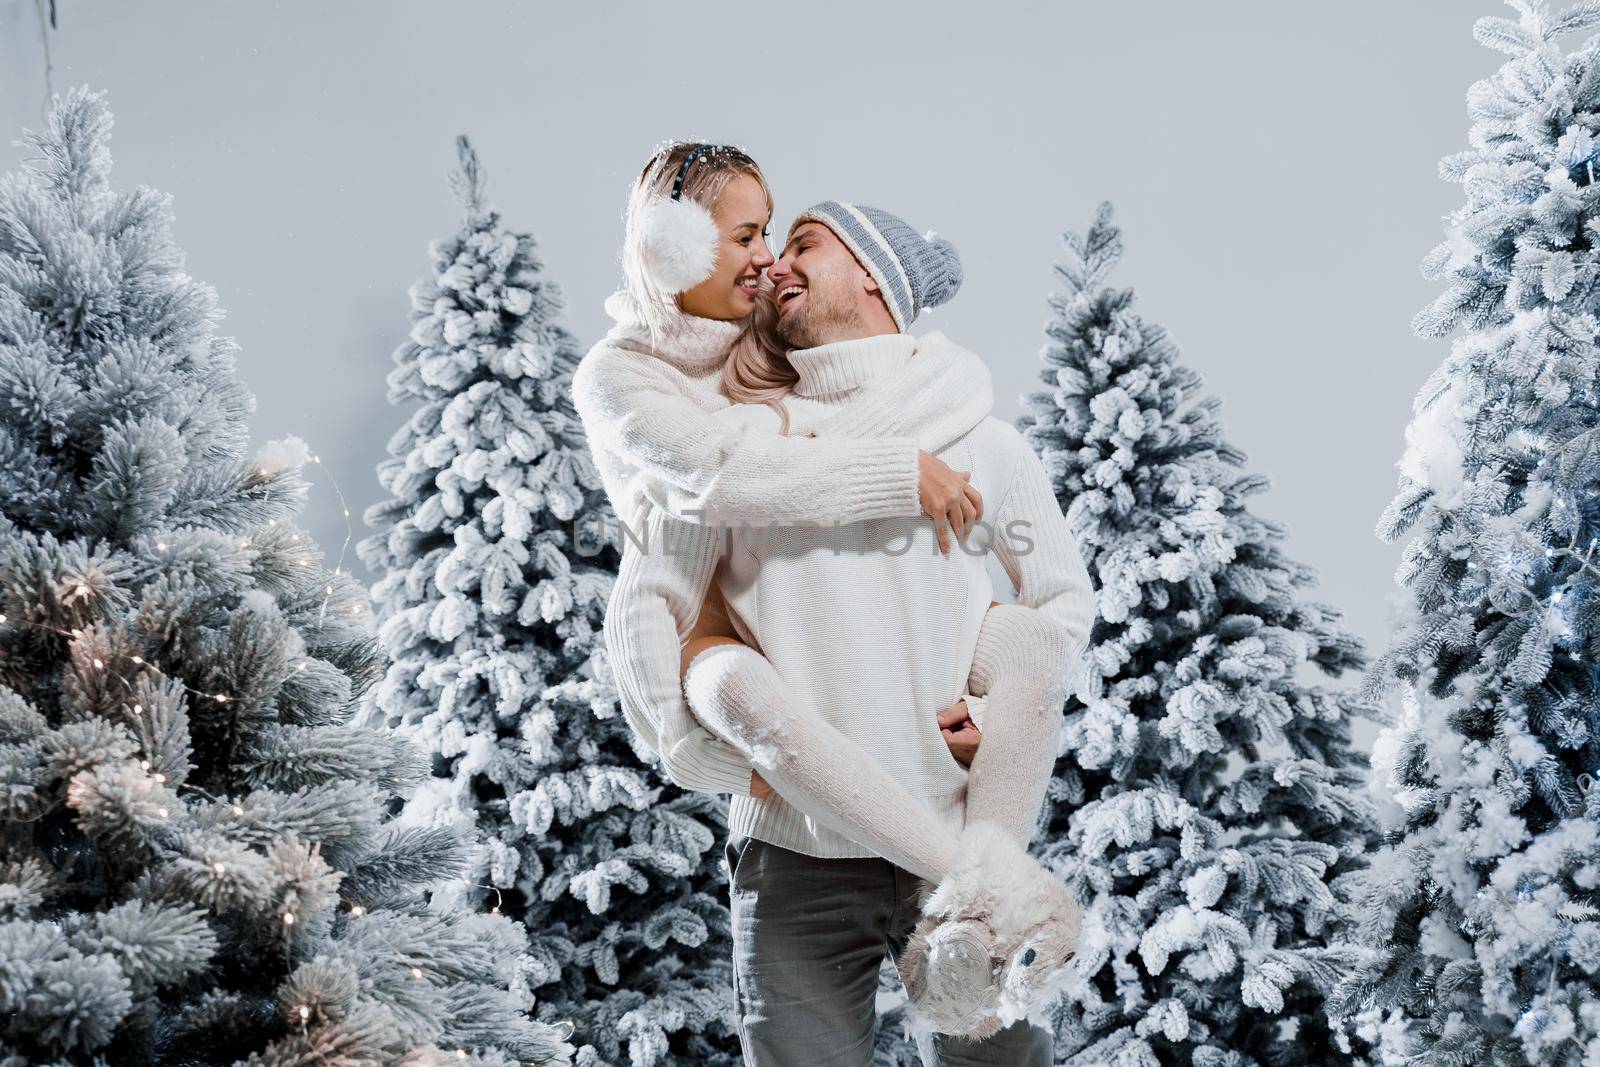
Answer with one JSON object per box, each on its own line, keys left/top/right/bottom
{"left": 621, "top": 141, "right": 801, "bottom": 433}
{"left": 721, "top": 273, "right": 802, "bottom": 434}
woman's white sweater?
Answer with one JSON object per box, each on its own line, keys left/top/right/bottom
{"left": 573, "top": 291, "right": 989, "bottom": 536}
{"left": 604, "top": 331, "right": 1098, "bottom": 858}
{"left": 571, "top": 291, "right": 996, "bottom": 793}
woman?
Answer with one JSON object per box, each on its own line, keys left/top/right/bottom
{"left": 570, "top": 141, "right": 1087, "bottom": 1039}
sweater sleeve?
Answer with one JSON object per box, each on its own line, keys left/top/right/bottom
{"left": 572, "top": 349, "right": 922, "bottom": 527}
{"left": 602, "top": 506, "right": 758, "bottom": 796}
{"left": 972, "top": 433, "right": 1098, "bottom": 692}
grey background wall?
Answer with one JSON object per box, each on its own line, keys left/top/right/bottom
{"left": 3, "top": 1, "right": 1500, "bottom": 751}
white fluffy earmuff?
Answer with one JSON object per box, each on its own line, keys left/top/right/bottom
{"left": 638, "top": 193, "right": 720, "bottom": 295}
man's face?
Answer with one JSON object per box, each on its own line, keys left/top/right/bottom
{"left": 767, "top": 222, "right": 867, "bottom": 348}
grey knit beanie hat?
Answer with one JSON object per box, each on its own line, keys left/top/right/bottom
{"left": 788, "top": 201, "right": 963, "bottom": 332}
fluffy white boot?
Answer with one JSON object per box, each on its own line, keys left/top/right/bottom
{"left": 896, "top": 820, "right": 1081, "bottom": 1038}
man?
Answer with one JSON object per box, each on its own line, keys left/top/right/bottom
{"left": 605, "top": 203, "right": 1095, "bottom": 1063}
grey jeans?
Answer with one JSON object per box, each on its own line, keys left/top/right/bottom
{"left": 725, "top": 832, "right": 1054, "bottom": 1066}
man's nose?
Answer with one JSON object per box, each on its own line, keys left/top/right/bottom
{"left": 768, "top": 255, "right": 791, "bottom": 279}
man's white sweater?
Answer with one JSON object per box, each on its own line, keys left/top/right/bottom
{"left": 606, "top": 331, "right": 1098, "bottom": 859}
{"left": 572, "top": 291, "right": 996, "bottom": 794}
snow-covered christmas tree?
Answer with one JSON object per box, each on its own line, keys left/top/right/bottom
{"left": 1017, "top": 201, "right": 1383, "bottom": 1064}
{"left": 0, "top": 86, "right": 573, "bottom": 1066}
{"left": 359, "top": 136, "right": 743, "bottom": 1065}
{"left": 1334, "top": 3, "right": 1600, "bottom": 1063}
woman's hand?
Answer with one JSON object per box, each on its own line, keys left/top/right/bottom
{"left": 918, "top": 450, "right": 982, "bottom": 556}
{"left": 749, "top": 769, "right": 774, "bottom": 799}
{"left": 938, "top": 698, "right": 982, "bottom": 766}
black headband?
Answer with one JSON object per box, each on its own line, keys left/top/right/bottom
{"left": 670, "top": 143, "right": 715, "bottom": 202}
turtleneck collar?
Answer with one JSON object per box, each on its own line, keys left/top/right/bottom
{"left": 787, "top": 332, "right": 917, "bottom": 399}
{"left": 602, "top": 289, "right": 745, "bottom": 374}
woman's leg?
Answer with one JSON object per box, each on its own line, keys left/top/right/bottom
{"left": 679, "top": 584, "right": 1082, "bottom": 1035}
{"left": 679, "top": 582, "right": 961, "bottom": 883}
{"left": 960, "top": 602, "right": 1075, "bottom": 847}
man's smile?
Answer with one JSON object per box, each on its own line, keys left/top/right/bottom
{"left": 777, "top": 283, "right": 806, "bottom": 315}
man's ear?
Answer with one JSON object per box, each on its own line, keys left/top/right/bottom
{"left": 862, "top": 271, "right": 880, "bottom": 294}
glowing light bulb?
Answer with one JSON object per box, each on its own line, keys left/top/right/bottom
{"left": 283, "top": 912, "right": 296, "bottom": 925}
{"left": 411, "top": 966, "right": 423, "bottom": 979}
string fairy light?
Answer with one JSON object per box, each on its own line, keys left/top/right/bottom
{"left": 304, "top": 450, "right": 357, "bottom": 629}
{"left": 458, "top": 875, "right": 507, "bottom": 915}
{"left": 0, "top": 431, "right": 367, "bottom": 721}
{"left": 1, "top": 604, "right": 235, "bottom": 713}
{"left": 0, "top": 438, "right": 365, "bottom": 827}
{"left": 244, "top": 440, "right": 361, "bottom": 628}
{"left": 1458, "top": 514, "right": 1600, "bottom": 654}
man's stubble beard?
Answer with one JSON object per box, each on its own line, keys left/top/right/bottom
{"left": 774, "top": 279, "right": 864, "bottom": 350}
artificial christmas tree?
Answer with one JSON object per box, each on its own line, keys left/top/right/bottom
{"left": 0, "top": 86, "right": 572, "bottom": 1066}
{"left": 1335, "top": 3, "right": 1600, "bottom": 1063}
{"left": 359, "top": 136, "right": 743, "bottom": 1065}
{"left": 1017, "top": 201, "right": 1381, "bottom": 1064}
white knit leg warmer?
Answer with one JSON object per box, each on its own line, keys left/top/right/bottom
{"left": 682, "top": 642, "right": 960, "bottom": 882}
{"left": 962, "top": 603, "right": 1074, "bottom": 848}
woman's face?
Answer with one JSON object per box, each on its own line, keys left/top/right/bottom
{"left": 677, "top": 173, "right": 774, "bottom": 321}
